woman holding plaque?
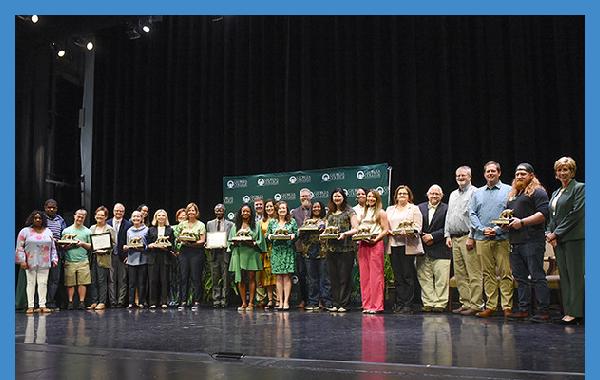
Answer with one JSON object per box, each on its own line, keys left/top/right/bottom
{"left": 324, "top": 188, "right": 359, "bottom": 313}
{"left": 267, "top": 201, "right": 298, "bottom": 311}
{"left": 168, "top": 208, "right": 187, "bottom": 307}
{"left": 174, "top": 202, "right": 206, "bottom": 310}
{"left": 386, "top": 185, "right": 423, "bottom": 314}
{"left": 299, "top": 201, "right": 332, "bottom": 311}
{"left": 89, "top": 206, "right": 116, "bottom": 310}
{"left": 147, "top": 209, "right": 175, "bottom": 309}
{"left": 259, "top": 199, "right": 278, "bottom": 309}
{"left": 15, "top": 210, "right": 58, "bottom": 314}
{"left": 357, "top": 190, "right": 390, "bottom": 314}
{"left": 546, "top": 157, "right": 585, "bottom": 325}
{"left": 123, "top": 210, "right": 149, "bottom": 308}
{"left": 228, "top": 204, "right": 266, "bottom": 311}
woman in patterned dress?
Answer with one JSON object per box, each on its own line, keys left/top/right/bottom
{"left": 259, "top": 199, "right": 277, "bottom": 309}
{"left": 267, "top": 201, "right": 298, "bottom": 311}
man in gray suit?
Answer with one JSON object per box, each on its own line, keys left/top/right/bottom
{"left": 206, "top": 204, "right": 234, "bottom": 308}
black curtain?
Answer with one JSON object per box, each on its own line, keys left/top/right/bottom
{"left": 89, "top": 16, "right": 583, "bottom": 219}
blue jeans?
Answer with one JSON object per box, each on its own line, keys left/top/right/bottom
{"left": 305, "top": 257, "right": 332, "bottom": 308}
{"left": 510, "top": 241, "right": 549, "bottom": 313}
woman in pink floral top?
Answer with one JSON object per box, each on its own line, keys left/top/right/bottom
{"left": 15, "top": 210, "right": 58, "bottom": 314}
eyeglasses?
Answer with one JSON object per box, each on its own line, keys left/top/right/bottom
{"left": 397, "top": 192, "right": 409, "bottom": 196}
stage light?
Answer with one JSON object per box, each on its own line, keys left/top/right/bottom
{"left": 86, "top": 42, "right": 93, "bottom": 51}
{"left": 57, "top": 49, "right": 66, "bottom": 58}
{"left": 31, "top": 15, "right": 39, "bottom": 23}
{"left": 142, "top": 25, "right": 150, "bottom": 33}
{"left": 51, "top": 42, "right": 67, "bottom": 58}
{"left": 73, "top": 37, "right": 94, "bottom": 52}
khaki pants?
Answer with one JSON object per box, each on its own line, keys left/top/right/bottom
{"left": 452, "top": 235, "right": 483, "bottom": 310}
{"left": 416, "top": 256, "right": 451, "bottom": 308}
{"left": 476, "top": 239, "right": 513, "bottom": 310}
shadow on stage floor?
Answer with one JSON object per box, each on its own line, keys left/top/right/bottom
{"left": 16, "top": 307, "right": 584, "bottom": 379}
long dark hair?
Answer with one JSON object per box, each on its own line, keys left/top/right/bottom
{"left": 311, "top": 201, "right": 326, "bottom": 218}
{"left": 25, "top": 210, "right": 48, "bottom": 228}
{"left": 327, "top": 188, "right": 348, "bottom": 215}
{"left": 235, "top": 204, "right": 256, "bottom": 231}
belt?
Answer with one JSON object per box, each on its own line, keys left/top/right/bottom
{"left": 450, "top": 233, "right": 469, "bottom": 238}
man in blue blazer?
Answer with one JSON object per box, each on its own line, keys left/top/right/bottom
{"left": 417, "top": 185, "right": 451, "bottom": 312}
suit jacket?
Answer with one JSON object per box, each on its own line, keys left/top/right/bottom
{"left": 418, "top": 202, "right": 451, "bottom": 259}
{"left": 146, "top": 225, "right": 175, "bottom": 264}
{"left": 291, "top": 205, "right": 311, "bottom": 251}
{"left": 546, "top": 179, "right": 585, "bottom": 242}
{"left": 107, "top": 217, "right": 133, "bottom": 260}
{"left": 206, "top": 218, "right": 234, "bottom": 253}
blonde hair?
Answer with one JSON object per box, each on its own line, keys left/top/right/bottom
{"left": 553, "top": 156, "right": 577, "bottom": 179}
{"left": 151, "top": 209, "right": 170, "bottom": 226}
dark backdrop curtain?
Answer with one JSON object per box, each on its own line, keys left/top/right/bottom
{"left": 91, "top": 16, "right": 583, "bottom": 218}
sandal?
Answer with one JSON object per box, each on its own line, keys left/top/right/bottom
{"left": 237, "top": 306, "right": 246, "bottom": 311}
{"left": 246, "top": 304, "right": 255, "bottom": 311}
{"left": 39, "top": 307, "right": 52, "bottom": 313}
{"left": 25, "top": 308, "right": 34, "bottom": 314}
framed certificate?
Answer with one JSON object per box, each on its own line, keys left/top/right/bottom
{"left": 91, "top": 232, "right": 112, "bottom": 253}
{"left": 206, "top": 231, "right": 227, "bottom": 249}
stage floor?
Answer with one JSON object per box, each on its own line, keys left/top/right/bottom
{"left": 16, "top": 307, "right": 584, "bottom": 379}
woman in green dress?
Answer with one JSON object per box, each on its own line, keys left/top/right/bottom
{"left": 259, "top": 199, "right": 278, "bottom": 309}
{"left": 267, "top": 201, "right": 298, "bottom": 311}
{"left": 228, "top": 204, "right": 266, "bottom": 311}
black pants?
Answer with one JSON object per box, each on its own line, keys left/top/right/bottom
{"left": 327, "top": 252, "right": 355, "bottom": 308}
{"left": 46, "top": 257, "right": 65, "bottom": 307}
{"left": 295, "top": 252, "right": 308, "bottom": 305}
{"left": 148, "top": 252, "right": 170, "bottom": 306}
{"left": 179, "top": 248, "right": 205, "bottom": 305}
{"left": 128, "top": 264, "right": 148, "bottom": 306}
{"left": 390, "top": 246, "right": 416, "bottom": 308}
{"left": 110, "top": 255, "right": 128, "bottom": 306}
{"left": 88, "top": 256, "right": 110, "bottom": 305}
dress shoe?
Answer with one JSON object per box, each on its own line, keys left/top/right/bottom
{"left": 503, "top": 309, "right": 513, "bottom": 317}
{"left": 530, "top": 312, "right": 550, "bottom": 323}
{"left": 433, "top": 307, "right": 445, "bottom": 313}
{"left": 421, "top": 306, "right": 433, "bottom": 312}
{"left": 475, "top": 308, "right": 496, "bottom": 318}
{"left": 452, "top": 306, "right": 468, "bottom": 314}
{"left": 460, "top": 308, "right": 479, "bottom": 316}
{"left": 507, "top": 310, "right": 529, "bottom": 320}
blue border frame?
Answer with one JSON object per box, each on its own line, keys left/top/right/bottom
{"left": 3, "top": 1, "right": 595, "bottom": 378}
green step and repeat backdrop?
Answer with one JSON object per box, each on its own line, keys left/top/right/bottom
{"left": 223, "top": 163, "right": 391, "bottom": 221}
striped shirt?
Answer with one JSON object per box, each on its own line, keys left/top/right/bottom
{"left": 46, "top": 214, "right": 67, "bottom": 240}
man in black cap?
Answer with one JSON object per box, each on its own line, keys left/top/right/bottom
{"left": 504, "top": 163, "right": 551, "bottom": 322}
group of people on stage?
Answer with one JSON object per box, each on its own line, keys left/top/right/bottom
{"left": 16, "top": 157, "right": 584, "bottom": 325}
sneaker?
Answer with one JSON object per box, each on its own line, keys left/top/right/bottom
{"left": 67, "top": 302, "right": 74, "bottom": 311}
{"left": 150, "top": 305, "right": 157, "bottom": 309}
{"left": 161, "top": 304, "right": 168, "bottom": 309}
{"left": 77, "top": 304, "right": 86, "bottom": 310}
{"left": 337, "top": 307, "right": 347, "bottom": 313}
{"left": 138, "top": 304, "right": 145, "bottom": 309}
{"left": 327, "top": 306, "right": 338, "bottom": 312}
{"left": 362, "top": 309, "right": 370, "bottom": 314}
{"left": 128, "top": 304, "right": 134, "bottom": 309}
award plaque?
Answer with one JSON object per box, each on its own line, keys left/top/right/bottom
{"left": 91, "top": 232, "right": 112, "bottom": 254}
{"left": 177, "top": 231, "right": 197, "bottom": 243}
{"left": 127, "top": 236, "right": 144, "bottom": 249}
{"left": 271, "top": 228, "right": 293, "bottom": 240}
{"left": 206, "top": 231, "right": 227, "bottom": 249}
{"left": 391, "top": 220, "right": 417, "bottom": 236}
{"left": 492, "top": 209, "right": 514, "bottom": 225}
{"left": 230, "top": 228, "right": 254, "bottom": 243}
{"left": 57, "top": 233, "right": 79, "bottom": 245}
{"left": 154, "top": 235, "right": 172, "bottom": 248}
{"left": 299, "top": 218, "right": 321, "bottom": 233}
{"left": 352, "top": 226, "right": 377, "bottom": 241}
{"left": 319, "top": 226, "right": 340, "bottom": 240}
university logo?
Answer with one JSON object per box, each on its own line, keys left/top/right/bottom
{"left": 323, "top": 172, "right": 345, "bottom": 182}
{"left": 242, "top": 195, "right": 251, "bottom": 203}
{"left": 376, "top": 186, "right": 385, "bottom": 195}
{"left": 321, "top": 173, "right": 330, "bottom": 182}
{"left": 343, "top": 188, "right": 349, "bottom": 196}
{"left": 359, "top": 169, "right": 382, "bottom": 180}
{"left": 292, "top": 175, "right": 311, "bottom": 184}
{"left": 274, "top": 193, "right": 282, "bottom": 201}
{"left": 289, "top": 176, "right": 297, "bottom": 184}
{"left": 313, "top": 190, "right": 329, "bottom": 199}
{"left": 226, "top": 180, "right": 235, "bottom": 189}
{"left": 226, "top": 179, "right": 248, "bottom": 189}
{"left": 257, "top": 178, "right": 265, "bottom": 186}
{"left": 224, "top": 197, "right": 234, "bottom": 204}
{"left": 257, "top": 177, "right": 279, "bottom": 186}
{"left": 227, "top": 212, "right": 235, "bottom": 220}
{"left": 356, "top": 170, "right": 365, "bottom": 180}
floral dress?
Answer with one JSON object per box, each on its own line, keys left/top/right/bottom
{"left": 267, "top": 219, "right": 298, "bottom": 274}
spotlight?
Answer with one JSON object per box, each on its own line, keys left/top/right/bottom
{"left": 51, "top": 42, "right": 67, "bottom": 58}
{"left": 142, "top": 25, "right": 150, "bottom": 33}
{"left": 73, "top": 37, "right": 94, "bottom": 51}
{"left": 139, "top": 16, "right": 152, "bottom": 33}
{"left": 31, "top": 15, "right": 39, "bottom": 23}
{"left": 86, "top": 42, "right": 93, "bottom": 51}
{"left": 57, "top": 50, "right": 66, "bottom": 57}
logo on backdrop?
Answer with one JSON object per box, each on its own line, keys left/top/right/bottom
{"left": 257, "top": 177, "right": 279, "bottom": 187}
{"left": 224, "top": 197, "right": 234, "bottom": 205}
{"left": 356, "top": 169, "right": 382, "bottom": 180}
{"left": 376, "top": 186, "right": 385, "bottom": 195}
{"left": 274, "top": 193, "right": 296, "bottom": 201}
{"left": 242, "top": 195, "right": 251, "bottom": 203}
{"left": 227, "top": 212, "right": 235, "bottom": 220}
{"left": 313, "top": 190, "right": 329, "bottom": 199}
{"left": 321, "top": 171, "right": 344, "bottom": 182}
{"left": 226, "top": 179, "right": 248, "bottom": 189}
{"left": 290, "top": 175, "right": 311, "bottom": 184}
{"left": 343, "top": 188, "right": 349, "bottom": 196}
